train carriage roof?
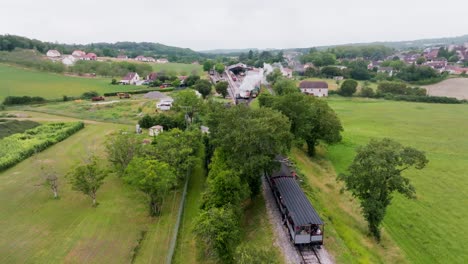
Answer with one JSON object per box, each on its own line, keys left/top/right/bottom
{"left": 273, "top": 176, "right": 324, "bottom": 226}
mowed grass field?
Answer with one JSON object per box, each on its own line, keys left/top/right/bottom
{"left": 0, "top": 112, "right": 181, "bottom": 263}
{"left": 0, "top": 64, "right": 142, "bottom": 101}
{"left": 321, "top": 97, "right": 468, "bottom": 263}
{"left": 151, "top": 62, "right": 202, "bottom": 75}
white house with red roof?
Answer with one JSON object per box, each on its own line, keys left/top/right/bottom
{"left": 83, "top": 53, "right": 97, "bottom": 61}
{"left": 120, "top": 72, "right": 140, "bottom": 85}
{"left": 299, "top": 81, "right": 328, "bottom": 97}
{"left": 72, "top": 50, "right": 86, "bottom": 57}
{"left": 135, "top": 55, "right": 146, "bottom": 61}
{"left": 46, "top": 50, "right": 61, "bottom": 58}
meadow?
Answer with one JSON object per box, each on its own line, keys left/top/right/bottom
{"left": 297, "top": 97, "right": 468, "bottom": 263}
{"left": 0, "top": 64, "right": 142, "bottom": 101}
{"left": 151, "top": 62, "right": 202, "bottom": 75}
{"left": 0, "top": 112, "right": 182, "bottom": 263}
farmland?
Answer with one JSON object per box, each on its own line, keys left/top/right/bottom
{"left": 424, "top": 77, "right": 468, "bottom": 100}
{"left": 0, "top": 64, "right": 142, "bottom": 101}
{"left": 151, "top": 62, "right": 202, "bottom": 75}
{"left": 0, "top": 112, "right": 182, "bottom": 263}
{"left": 298, "top": 97, "right": 468, "bottom": 263}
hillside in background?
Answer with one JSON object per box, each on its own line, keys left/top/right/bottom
{"left": 0, "top": 35, "right": 207, "bottom": 63}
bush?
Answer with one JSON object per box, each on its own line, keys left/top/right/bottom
{"left": 338, "top": 79, "right": 358, "bottom": 96}
{"left": 81, "top": 91, "right": 99, "bottom": 99}
{"left": 138, "top": 113, "right": 185, "bottom": 130}
{"left": 3, "top": 96, "right": 46, "bottom": 105}
{"left": 0, "top": 122, "right": 84, "bottom": 171}
{"left": 390, "top": 94, "right": 462, "bottom": 104}
{"left": 359, "top": 86, "right": 375, "bottom": 97}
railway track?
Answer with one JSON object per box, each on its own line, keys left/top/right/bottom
{"left": 297, "top": 245, "right": 322, "bottom": 264}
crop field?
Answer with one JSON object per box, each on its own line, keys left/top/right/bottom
{"left": 424, "top": 77, "right": 468, "bottom": 100}
{"left": 0, "top": 119, "right": 39, "bottom": 138}
{"left": 300, "top": 97, "right": 468, "bottom": 263}
{"left": 151, "top": 62, "right": 202, "bottom": 75}
{"left": 0, "top": 113, "right": 182, "bottom": 263}
{"left": 0, "top": 64, "right": 142, "bottom": 101}
{"left": 16, "top": 97, "right": 161, "bottom": 124}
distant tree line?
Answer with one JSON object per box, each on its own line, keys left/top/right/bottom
{"left": 237, "top": 50, "right": 284, "bottom": 67}
{"left": 0, "top": 34, "right": 210, "bottom": 63}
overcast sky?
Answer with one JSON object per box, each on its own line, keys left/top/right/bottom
{"left": 1, "top": 0, "right": 467, "bottom": 51}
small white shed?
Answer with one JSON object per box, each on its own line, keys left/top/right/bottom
{"left": 149, "top": 125, "right": 164, "bottom": 136}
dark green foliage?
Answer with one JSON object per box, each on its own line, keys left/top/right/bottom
{"left": 377, "top": 81, "right": 427, "bottom": 96}
{"left": 321, "top": 66, "right": 343, "bottom": 77}
{"left": 257, "top": 93, "right": 275, "bottom": 108}
{"left": 203, "top": 60, "right": 215, "bottom": 71}
{"left": 81, "top": 91, "right": 99, "bottom": 99}
{"left": 266, "top": 93, "right": 343, "bottom": 156}
{"left": 194, "top": 206, "right": 240, "bottom": 263}
{"left": 194, "top": 80, "right": 212, "bottom": 99}
{"left": 301, "top": 51, "right": 336, "bottom": 66}
{"left": 237, "top": 49, "right": 283, "bottom": 67}
{"left": 124, "top": 157, "right": 177, "bottom": 216}
{"left": 359, "top": 86, "right": 375, "bottom": 98}
{"left": 266, "top": 68, "right": 283, "bottom": 85}
{"left": 111, "top": 78, "right": 118, "bottom": 85}
{"left": 185, "top": 75, "right": 201, "bottom": 87}
{"left": 0, "top": 119, "right": 40, "bottom": 138}
{"left": 138, "top": 113, "right": 185, "bottom": 130}
{"left": 214, "top": 63, "right": 225, "bottom": 74}
{"left": 388, "top": 94, "right": 463, "bottom": 104}
{"left": 149, "top": 128, "right": 201, "bottom": 181}
{"left": 3, "top": 96, "right": 46, "bottom": 105}
{"left": 272, "top": 79, "right": 299, "bottom": 95}
{"left": 103, "top": 88, "right": 173, "bottom": 97}
{"left": 0, "top": 122, "right": 84, "bottom": 171}
{"left": 304, "top": 66, "right": 320, "bottom": 77}
{"left": 215, "top": 81, "right": 229, "bottom": 98}
{"left": 338, "top": 79, "right": 358, "bottom": 96}
{"left": 338, "top": 138, "right": 428, "bottom": 240}
{"left": 207, "top": 105, "right": 292, "bottom": 196}
{"left": 396, "top": 64, "right": 438, "bottom": 82}
{"left": 105, "top": 132, "right": 143, "bottom": 176}
{"left": 438, "top": 47, "right": 456, "bottom": 60}
{"left": 331, "top": 45, "right": 394, "bottom": 60}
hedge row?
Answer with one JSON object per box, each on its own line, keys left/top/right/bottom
{"left": 0, "top": 122, "right": 84, "bottom": 171}
{"left": 386, "top": 94, "right": 464, "bottom": 104}
{"left": 3, "top": 96, "right": 47, "bottom": 105}
{"left": 103, "top": 88, "right": 174, "bottom": 97}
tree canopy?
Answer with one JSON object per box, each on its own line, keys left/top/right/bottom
{"left": 338, "top": 138, "right": 428, "bottom": 240}
{"left": 338, "top": 79, "right": 358, "bottom": 97}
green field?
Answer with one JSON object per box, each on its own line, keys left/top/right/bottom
{"left": 0, "top": 112, "right": 181, "bottom": 263}
{"left": 151, "top": 62, "right": 202, "bottom": 75}
{"left": 311, "top": 97, "right": 468, "bottom": 263}
{"left": 0, "top": 64, "right": 142, "bottom": 101}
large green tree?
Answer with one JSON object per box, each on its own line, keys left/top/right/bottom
{"left": 105, "top": 132, "right": 143, "bottom": 176}
{"left": 207, "top": 105, "right": 292, "bottom": 195}
{"left": 194, "top": 80, "right": 213, "bottom": 99}
{"left": 215, "top": 81, "right": 229, "bottom": 98}
{"left": 338, "top": 138, "right": 428, "bottom": 240}
{"left": 124, "top": 157, "right": 177, "bottom": 216}
{"left": 68, "top": 155, "right": 107, "bottom": 206}
{"left": 150, "top": 128, "right": 200, "bottom": 181}
{"left": 272, "top": 79, "right": 299, "bottom": 96}
{"left": 173, "top": 89, "right": 204, "bottom": 123}
{"left": 269, "top": 93, "right": 343, "bottom": 156}
{"left": 338, "top": 79, "right": 358, "bottom": 97}
{"left": 194, "top": 206, "right": 241, "bottom": 263}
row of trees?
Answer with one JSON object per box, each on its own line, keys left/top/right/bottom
{"left": 301, "top": 45, "right": 394, "bottom": 65}
{"left": 70, "top": 60, "right": 153, "bottom": 77}
{"left": 237, "top": 50, "right": 284, "bottom": 68}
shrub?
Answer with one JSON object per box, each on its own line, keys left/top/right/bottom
{"left": 2, "top": 96, "right": 46, "bottom": 105}
{"left": 359, "top": 86, "right": 375, "bottom": 97}
{"left": 81, "top": 91, "right": 99, "bottom": 99}
{"left": 338, "top": 79, "right": 358, "bottom": 96}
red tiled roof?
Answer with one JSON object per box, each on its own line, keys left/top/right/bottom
{"left": 122, "top": 72, "right": 137, "bottom": 81}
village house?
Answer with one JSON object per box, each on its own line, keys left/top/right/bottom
{"left": 135, "top": 55, "right": 146, "bottom": 61}
{"left": 367, "top": 61, "right": 382, "bottom": 70}
{"left": 46, "top": 49, "right": 61, "bottom": 58}
{"left": 72, "top": 50, "right": 86, "bottom": 57}
{"left": 83, "top": 53, "right": 97, "bottom": 61}
{"left": 148, "top": 125, "right": 164, "bottom": 136}
{"left": 156, "top": 58, "right": 169, "bottom": 64}
{"left": 299, "top": 81, "right": 328, "bottom": 97}
{"left": 377, "top": 66, "right": 394, "bottom": 76}
{"left": 120, "top": 72, "right": 140, "bottom": 85}
{"left": 62, "top": 55, "right": 77, "bottom": 66}
{"left": 424, "top": 48, "right": 439, "bottom": 61}
{"left": 117, "top": 55, "right": 128, "bottom": 60}
{"left": 445, "top": 65, "right": 468, "bottom": 75}
{"left": 146, "top": 57, "right": 156, "bottom": 62}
